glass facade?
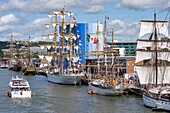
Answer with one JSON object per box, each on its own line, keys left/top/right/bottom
{"left": 108, "top": 42, "right": 137, "bottom": 56}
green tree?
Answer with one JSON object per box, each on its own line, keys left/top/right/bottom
{"left": 0, "top": 50, "right": 4, "bottom": 58}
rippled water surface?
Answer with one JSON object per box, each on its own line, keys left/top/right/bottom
{"left": 0, "top": 69, "right": 168, "bottom": 113}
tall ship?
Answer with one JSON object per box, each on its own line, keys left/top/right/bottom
{"left": 40, "top": 7, "right": 84, "bottom": 85}
{"left": 8, "top": 34, "right": 15, "bottom": 70}
{"left": 8, "top": 34, "right": 22, "bottom": 71}
{"left": 135, "top": 11, "right": 170, "bottom": 111}
{"left": 22, "top": 36, "right": 36, "bottom": 76}
{"left": 87, "top": 17, "right": 124, "bottom": 96}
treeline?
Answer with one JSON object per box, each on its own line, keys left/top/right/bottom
{"left": 0, "top": 41, "right": 52, "bottom": 49}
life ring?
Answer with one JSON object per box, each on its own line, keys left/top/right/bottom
{"left": 92, "top": 90, "right": 97, "bottom": 94}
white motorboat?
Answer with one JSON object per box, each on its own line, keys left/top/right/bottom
{"left": 7, "top": 76, "right": 32, "bottom": 98}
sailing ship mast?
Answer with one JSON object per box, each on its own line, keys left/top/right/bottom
{"left": 61, "top": 8, "right": 65, "bottom": 74}
{"left": 52, "top": 10, "right": 58, "bottom": 68}
{"left": 28, "top": 36, "right": 31, "bottom": 66}
{"left": 111, "top": 29, "right": 114, "bottom": 75}
{"left": 103, "top": 16, "right": 108, "bottom": 83}
{"left": 153, "top": 11, "right": 158, "bottom": 86}
{"left": 9, "top": 34, "right": 15, "bottom": 66}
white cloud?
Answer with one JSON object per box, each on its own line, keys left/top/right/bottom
{"left": 90, "top": 0, "right": 113, "bottom": 4}
{"left": 30, "top": 36, "right": 42, "bottom": 42}
{"left": 11, "top": 32, "right": 22, "bottom": 37}
{"left": 0, "top": 14, "right": 18, "bottom": 24}
{"left": 0, "top": 25, "right": 14, "bottom": 32}
{"left": 8, "top": 0, "right": 27, "bottom": 10}
{"left": 115, "top": 0, "right": 170, "bottom": 10}
{"left": 0, "top": 0, "right": 114, "bottom": 14}
{"left": 108, "top": 19, "right": 139, "bottom": 37}
{"left": 85, "top": 5, "right": 105, "bottom": 13}
{"left": 28, "top": 18, "right": 50, "bottom": 29}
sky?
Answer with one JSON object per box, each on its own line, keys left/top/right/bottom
{"left": 0, "top": 0, "right": 169, "bottom": 42}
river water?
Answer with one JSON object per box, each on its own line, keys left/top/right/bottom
{"left": 0, "top": 69, "right": 167, "bottom": 113}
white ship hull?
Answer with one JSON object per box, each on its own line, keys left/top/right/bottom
{"left": 47, "top": 73, "right": 84, "bottom": 85}
{"left": 89, "top": 85, "right": 124, "bottom": 96}
{"left": 143, "top": 94, "right": 170, "bottom": 111}
{"left": 9, "top": 91, "right": 32, "bottom": 98}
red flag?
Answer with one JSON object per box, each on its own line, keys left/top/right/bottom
{"left": 75, "top": 23, "right": 78, "bottom": 26}
{"left": 93, "top": 38, "right": 98, "bottom": 44}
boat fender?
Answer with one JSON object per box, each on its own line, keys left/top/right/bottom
{"left": 20, "top": 91, "right": 22, "bottom": 95}
{"left": 92, "top": 90, "right": 97, "bottom": 94}
{"left": 88, "top": 90, "right": 97, "bottom": 94}
{"left": 31, "top": 93, "right": 35, "bottom": 97}
{"left": 6, "top": 92, "right": 9, "bottom": 96}
{"left": 6, "top": 92, "right": 11, "bottom": 97}
{"left": 88, "top": 90, "right": 92, "bottom": 94}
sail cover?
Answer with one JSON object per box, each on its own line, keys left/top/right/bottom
{"left": 139, "top": 21, "right": 169, "bottom": 38}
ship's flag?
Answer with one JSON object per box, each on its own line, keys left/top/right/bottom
{"left": 71, "top": 16, "right": 75, "bottom": 20}
{"left": 86, "top": 34, "right": 98, "bottom": 44}
{"left": 77, "top": 35, "right": 81, "bottom": 39}
{"left": 93, "top": 38, "right": 98, "bottom": 44}
{"left": 105, "top": 15, "right": 109, "bottom": 20}
{"left": 75, "top": 23, "right": 78, "bottom": 26}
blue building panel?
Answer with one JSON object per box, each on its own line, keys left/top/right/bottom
{"left": 76, "top": 23, "right": 86, "bottom": 64}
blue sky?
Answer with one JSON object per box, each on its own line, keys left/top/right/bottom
{"left": 0, "top": 0, "right": 169, "bottom": 42}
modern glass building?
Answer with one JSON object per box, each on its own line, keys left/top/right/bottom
{"left": 76, "top": 22, "right": 104, "bottom": 63}
{"left": 107, "top": 42, "right": 137, "bottom": 56}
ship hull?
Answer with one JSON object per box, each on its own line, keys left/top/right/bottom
{"left": 9, "top": 91, "right": 32, "bottom": 98}
{"left": 47, "top": 73, "right": 84, "bottom": 85}
{"left": 13, "top": 66, "right": 22, "bottom": 72}
{"left": 23, "top": 67, "right": 36, "bottom": 76}
{"left": 89, "top": 84, "right": 124, "bottom": 96}
{"left": 143, "top": 94, "right": 170, "bottom": 111}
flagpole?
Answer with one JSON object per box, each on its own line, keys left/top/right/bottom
{"left": 112, "top": 28, "right": 114, "bottom": 48}
{"left": 104, "top": 16, "right": 107, "bottom": 49}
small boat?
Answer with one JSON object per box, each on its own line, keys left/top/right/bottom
{"left": 126, "top": 85, "right": 142, "bottom": 96}
{"left": 12, "top": 63, "right": 22, "bottom": 72}
{"left": 7, "top": 76, "right": 32, "bottom": 98}
{"left": 23, "top": 66, "right": 36, "bottom": 76}
{"left": 8, "top": 65, "right": 14, "bottom": 70}
{"left": 88, "top": 79, "right": 124, "bottom": 96}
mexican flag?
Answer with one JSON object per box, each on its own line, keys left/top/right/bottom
{"left": 86, "top": 34, "right": 98, "bottom": 44}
